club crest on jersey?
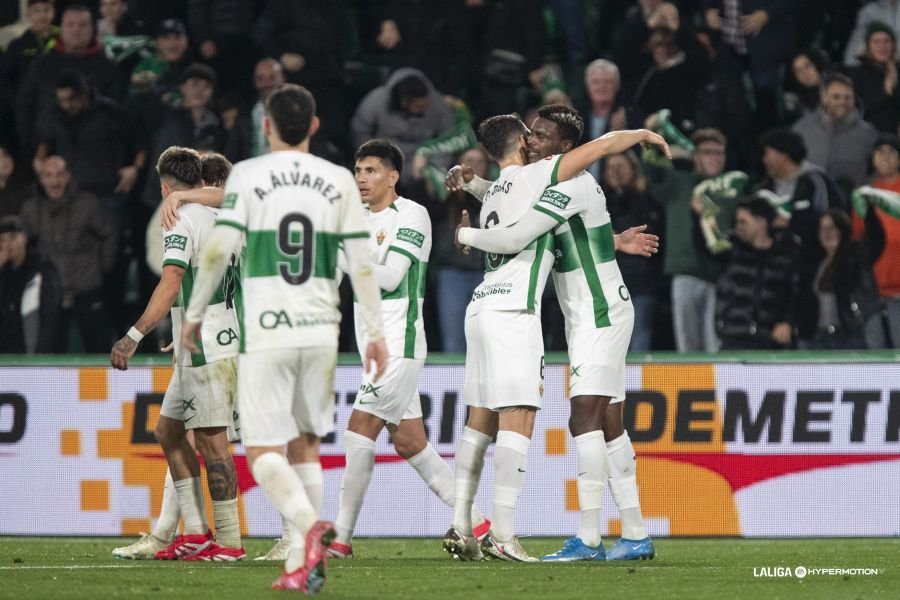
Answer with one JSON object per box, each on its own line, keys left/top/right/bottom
{"left": 376, "top": 228, "right": 386, "bottom": 245}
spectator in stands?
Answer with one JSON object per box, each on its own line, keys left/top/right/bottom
{"left": 351, "top": 68, "right": 455, "bottom": 188}
{"left": 782, "top": 48, "right": 829, "bottom": 125}
{"left": 611, "top": 0, "right": 681, "bottom": 96}
{"left": 696, "top": 196, "right": 802, "bottom": 350}
{"left": 34, "top": 69, "right": 146, "bottom": 226}
{"left": 128, "top": 18, "right": 192, "bottom": 131}
{"left": 16, "top": 4, "right": 124, "bottom": 154}
{"left": 845, "top": 22, "right": 900, "bottom": 133}
{"left": 0, "top": 0, "right": 56, "bottom": 98}
{"left": 368, "top": 1, "right": 474, "bottom": 98}
{"left": 253, "top": 0, "right": 352, "bottom": 153}
{"left": 704, "top": 0, "right": 799, "bottom": 132}
{"left": 854, "top": 135, "right": 900, "bottom": 347}
{"left": 756, "top": 129, "right": 847, "bottom": 274}
{"left": 800, "top": 207, "right": 884, "bottom": 349}
{"left": 96, "top": 0, "right": 148, "bottom": 78}
{"left": 603, "top": 150, "right": 665, "bottom": 352}
{"left": 0, "top": 146, "right": 30, "bottom": 219}
{"left": 477, "top": 0, "right": 546, "bottom": 118}
{"left": 630, "top": 25, "right": 711, "bottom": 133}
{"left": 0, "top": 215, "right": 61, "bottom": 354}
{"left": 186, "top": 0, "right": 259, "bottom": 96}
{"left": 844, "top": 0, "right": 900, "bottom": 65}
{"left": 644, "top": 126, "right": 744, "bottom": 352}
{"left": 19, "top": 156, "right": 116, "bottom": 353}
{"left": 577, "top": 59, "right": 638, "bottom": 181}
{"left": 247, "top": 57, "right": 285, "bottom": 158}
{"left": 792, "top": 73, "right": 879, "bottom": 190}
{"left": 433, "top": 146, "right": 490, "bottom": 353}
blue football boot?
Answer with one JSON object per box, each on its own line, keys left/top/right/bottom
{"left": 606, "top": 537, "right": 655, "bottom": 561}
{"left": 541, "top": 537, "right": 606, "bottom": 562}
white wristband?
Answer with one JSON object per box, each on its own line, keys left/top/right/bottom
{"left": 127, "top": 327, "right": 144, "bottom": 343}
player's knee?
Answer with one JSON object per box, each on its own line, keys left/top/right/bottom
{"left": 393, "top": 435, "right": 425, "bottom": 460}
{"left": 154, "top": 418, "right": 180, "bottom": 448}
{"left": 193, "top": 429, "right": 229, "bottom": 460}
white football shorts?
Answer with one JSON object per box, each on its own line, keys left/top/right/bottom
{"left": 354, "top": 356, "right": 424, "bottom": 425}
{"left": 464, "top": 310, "right": 544, "bottom": 410}
{"left": 160, "top": 357, "right": 238, "bottom": 430}
{"left": 237, "top": 346, "right": 338, "bottom": 445}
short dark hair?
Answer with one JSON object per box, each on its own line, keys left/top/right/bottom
{"left": 54, "top": 69, "right": 89, "bottom": 94}
{"left": 737, "top": 196, "right": 778, "bottom": 225}
{"left": 28, "top": 0, "right": 54, "bottom": 7}
{"left": 823, "top": 72, "right": 854, "bottom": 92}
{"left": 156, "top": 146, "right": 202, "bottom": 188}
{"left": 536, "top": 104, "right": 584, "bottom": 144}
{"left": 62, "top": 4, "right": 92, "bottom": 18}
{"left": 355, "top": 139, "right": 404, "bottom": 176}
{"left": 200, "top": 152, "right": 232, "bottom": 187}
{"left": 265, "top": 84, "right": 316, "bottom": 146}
{"left": 390, "top": 74, "right": 429, "bottom": 112}
{"left": 760, "top": 128, "right": 807, "bottom": 165}
{"left": 477, "top": 114, "right": 528, "bottom": 161}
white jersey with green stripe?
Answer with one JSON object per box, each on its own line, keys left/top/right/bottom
{"left": 466, "top": 154, "right": 562, "bottom": 316}
{"left": 353, "top": 197, "right": 431, "bottom": 360}
{"left": 215, "top": 151, "right": 368, "bottom": 352}
{"left": 163, "top": 203, "right": 240, "bottom": 367}
{"left": 540, "top": 172, "right": 631, "bottom": 330}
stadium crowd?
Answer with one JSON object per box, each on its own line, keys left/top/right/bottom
{"left": 1, "top": 0, "right": 899, "bottom": 354}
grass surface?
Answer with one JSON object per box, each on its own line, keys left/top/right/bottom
{"left": 1, "top": 537, "right": 896, "bottom": 599}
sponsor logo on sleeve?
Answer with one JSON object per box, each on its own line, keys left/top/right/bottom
{"left": 164, "top": 234, "right": 188, "bottom": 251}
{"left": 222, "top": 192, "right": 238, "bottom": 209}
{"left": 396, "top": 227, "right": 425, "bottom": 248}
{"left": 538, "top": 189, "right": 572, "bottom": 211}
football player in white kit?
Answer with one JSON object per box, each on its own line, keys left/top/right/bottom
{"left": 452, "top": 105, "right": 659, "bottom": 562}
{"left": 325, "top": 140, "right": 490, "bottom": 559}
{"left": 110, "top": 146, "right": 244, "bottom": 561}
{"left": 443, "top": 113, "right": 669, "bottom": 562}
{"left": 181, "top": 84, "right": 388, "bottom": 594}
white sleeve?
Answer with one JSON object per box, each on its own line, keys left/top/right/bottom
{"left": 162, "top": 212, "right": 194, "bottom": 270}
{"left": 522, "top": 154, "right": 564, "bottom": 193}
{"left": 216, "top": 166, "right": 250, "bottom": 230}
{"left": 458, "top": 207, "right": 559, "bottom": 254}
{"left": 374, "top": 250, "right": 412, "bottom": 292}
{"left": 185, "top": 225, "right": 243, "bottom": 323}
{"left": 462, "top": 175, "right": 492, "bottom": 202}
{"left": 343, "top": 236, "right": 384, "bottom": 340}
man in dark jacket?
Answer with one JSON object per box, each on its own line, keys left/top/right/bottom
{"left": 19, "top": 156, "right": 117, "bottom": 352}
{"left": 0, "top": 215, "right": 61, "bottom": 353}
{"left": 0, "top": 0, "right": 57, "bottom": 99}
{"left": 16, "top": 4, "right": 124, "bottom": 153}
{"left": 696, "top": 196, "right": 802, "bottom": 349}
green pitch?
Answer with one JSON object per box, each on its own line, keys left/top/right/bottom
{"left": 1, "top": 537, "right": 896, "bottom": 599}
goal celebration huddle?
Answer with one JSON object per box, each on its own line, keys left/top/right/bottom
{"left": 108, "top": 83, "right": 666, "bottom": 594}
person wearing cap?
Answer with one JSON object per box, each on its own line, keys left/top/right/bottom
{"left": 129, "top": 18, "right": 192, "bottom": 108}
{"left": 0, "top": 0, "right": 57, "bottom": 98}
{"left": 846, "top": 21, "right": 900, "bottom": 133}
{"left": 0, "top": 215, "right": 62, "bottom": 353}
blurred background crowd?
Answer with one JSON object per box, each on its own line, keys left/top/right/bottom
{"left": 0, "top": 0, "right": 899, "bottom": 355}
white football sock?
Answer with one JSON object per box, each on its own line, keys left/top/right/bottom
{"left": 407, "top": 443, "right": 485, "bottom": 527}
{"left": 451, "top": 427, "right": 492, "bottom": 535}
{"left": 293, "top": 462, "right": 324, "bottom": 515}
{"left": 250, "top": 452, "right": 317, "bottom": 572}
{"left": 334, "top": 431, "right": 376, "bottom": 546}
{"left": 607, "top": 431, "right": 648, "bottom": 540}
{"left": 287, "top": 462, "right": 323, "bottom": 545}
{"left": 492, "top": 430, "right": 531, "bottom": 543}
{"left": 151, "top": 468, "right": 180, "bottom": 541}
{"left": 574, "top": 430, "right": 607, "bottom": 547}
{"left": 212, "top": 499, "right": 241, "bottom": 548}
{"left": 174, "top": 476, "right": 207, "bottom": 535}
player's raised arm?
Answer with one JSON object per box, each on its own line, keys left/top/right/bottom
{"left": 555, "top": 129, "right": 671, "bottom": 183}
{"left": 161, "top": 187, "right": 225, "bottom": 231}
